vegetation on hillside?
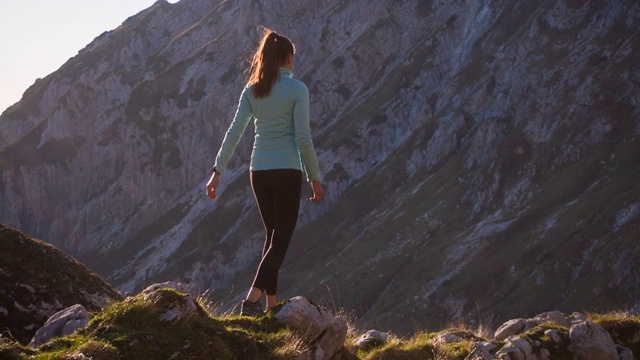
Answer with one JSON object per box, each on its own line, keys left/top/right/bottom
{"left": 1, "top": 288, "right": 639, "bottom": 360}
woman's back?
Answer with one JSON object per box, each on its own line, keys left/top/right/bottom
{"left": 248, "top": 67, "right": 314, "bottom": 174}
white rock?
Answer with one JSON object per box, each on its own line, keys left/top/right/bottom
{"left": 274, "top": 296, "right": 335, "bottom": 342}
{"left": 354, "top": 329, "right": 389, "bottom": 350}
{"left": 29, "top": 304, "right": 90, "bottom": 347}
{"left": 312, "top": 316, "right": 348, "bottom": 360}
{"left": 274, "top": 296, "right": 346, "bottom": 360}
{"left": 569, "top": 321, "right": 618, "bottom": 360}
{"left": 495, "top": 318, "right": 527, "bottom": 341}
{"left": 141, "top": 286, "right": 202, "bottom": 324}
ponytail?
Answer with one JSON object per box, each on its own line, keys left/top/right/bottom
{"left": 247, "top": 28, "right": 295, "bottom": 98}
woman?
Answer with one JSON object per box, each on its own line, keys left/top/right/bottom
{"left": 205, "top": 28, "right": 323, "bottom": 316}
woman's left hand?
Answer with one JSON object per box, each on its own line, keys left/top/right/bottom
{"left": 206, "top": 170, "right": 220, "bottom": 199}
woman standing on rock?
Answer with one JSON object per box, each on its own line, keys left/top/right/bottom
{"left": 205, "top": 28, "right": 323, "bottom": 316}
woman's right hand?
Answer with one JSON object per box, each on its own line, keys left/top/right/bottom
{"left": 310, "top": 180, "right": 323, "bottom": 202}
{"left": 206, "top": 170, "right": 220, "bottom": 199}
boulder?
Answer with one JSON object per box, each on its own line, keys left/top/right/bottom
{"left": 274, "top": 296, "right": 347, "bottom": 360}
{"left": 140, "top": 285, "right": 206, "bottom": 324}
{"left": 312, "top": 317, "right": 348, "bottom": 360}
{"left": 569, "top": 321, "right": 618, "bottom": 360}
{"left": 495, "top": 319, "right": 527, "bottom": 341}
{"left": 494, "top": 335, "right": 535, "bottom": 360}
{"left": 29, "top": 304, "right": 90, "bottom": 347}
{"left": 353, "top": 329, "right": 389, "bottom": 351}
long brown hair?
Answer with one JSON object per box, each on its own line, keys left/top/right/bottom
{"left": 247, "top": 28, "right": 295, "bottom": 98}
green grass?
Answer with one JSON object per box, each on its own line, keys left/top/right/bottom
{"left": 0, "top": 288, "right": 299, "bottom": 360}
{"left": 347, "top": 331, "right": 476, "bottom": 360}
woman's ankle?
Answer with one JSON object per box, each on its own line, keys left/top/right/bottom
{"left": 246, "top": 287, "right": 263, "bottom": 303}
{"left": 266, "top": 295, "right": 277, "bottom": 309}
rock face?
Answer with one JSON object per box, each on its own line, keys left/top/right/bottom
{"left": 1, "top": 0, "right": 639, "bottom": 334}
{"left": 0, "top": 223, "right": 123, "bottom": 344}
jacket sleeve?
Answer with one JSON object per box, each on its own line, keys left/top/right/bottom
{"left": 293, "top": 83, "right": 321, "bottom": 182}
{"left": 214, "top": 86, "right": 253, "bottom": 174}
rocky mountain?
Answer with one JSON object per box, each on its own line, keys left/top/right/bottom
{"left": 1, "top": 0, "right": 639, "bottom": 335}
{"left": 0, "top": 222, "right": 122, "bottom": 344}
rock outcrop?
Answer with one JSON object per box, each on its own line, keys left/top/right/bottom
{"left": 1, "top": 0, "right": 639, "bottom": 335}
{"left": 0, "top": 223, "right": 122, "bottom": 344}
{"left": 274, "top": 296, "right": 347, "bottom": 360}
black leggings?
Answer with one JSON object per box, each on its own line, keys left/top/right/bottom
{"left": 250, "top": 169, "right": 302, "bottom": 295}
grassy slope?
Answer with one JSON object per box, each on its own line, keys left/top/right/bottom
{"left": 1, "top": 288, "right": 638, "bottom": 360}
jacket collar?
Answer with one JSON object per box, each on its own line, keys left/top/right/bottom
{"left": 279, "top": 67, "right": 293, "bottom": 78}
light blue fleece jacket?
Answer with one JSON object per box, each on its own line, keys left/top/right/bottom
{"left": 214, "top": 67, "right": 321, "bottom": 182}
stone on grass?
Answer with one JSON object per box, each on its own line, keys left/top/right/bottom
{"left": 29, "top": 304, "right": 90, "bottom": 347}
{"left": 274, "top": 296, "right": 346, "bottom": 360}
{"left": 354, "top": 330, "right": 389, "bottom": 350}
{"left": 495, "top": 318, "right": 527, "bottom": 341}
{"left": 569, "top": 320, "right": 618, "bottom": 360}
{"left": 140, "top": 285, "right": 205, "bottom": 324}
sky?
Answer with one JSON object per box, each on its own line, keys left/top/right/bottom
{"left": 0, "top": 0, "right": 179, "bottom": 115}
